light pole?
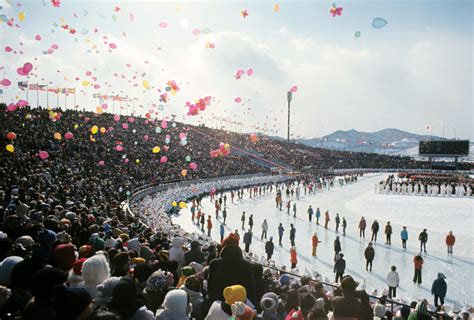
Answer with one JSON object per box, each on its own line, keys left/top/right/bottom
{"left": 287, "top": 91, "right": 292, "bottom": 143}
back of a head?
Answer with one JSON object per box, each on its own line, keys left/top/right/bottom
{"left": 163, "top": 289, "right": 189, "bottom": 316}
{"left": 82, "top": 254, "right": 110, "bottom": 284}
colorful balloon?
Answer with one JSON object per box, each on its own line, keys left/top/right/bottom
{"left": 38, "top": 151, "right": 49, "bottom": 160}
{"left": 91, "top": 125, "right": 99, "bottom": 134}
{"left": 64, "top": 132, "right": 74, "bottom": 140}
{"left": 6, "top": 132, "right": 17, "bottom": 140}
{"left": 53, "top": 132, "right": 61, "bottom": 140}
{"left": 178, "top": 201, "right": 187, "bottom": 209}
{"left": 152, "top": 146, "right": 161, "bottom": 154}
{"left": 354, "top": 31, "right": 361, "bottom": 38}
{"left": 189, "top": 162, "right": 198, "bottom": 170}
{"left": 5, "top": 144, "right": 14, "bottom": 153}
{"left": 371, "top": 17, "right": 387, "bottom": 29}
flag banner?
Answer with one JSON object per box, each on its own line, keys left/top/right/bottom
{"left": 93, "top": 93, "right": 101, "bottom": 98}
{"left": 59, "top": 88, "right": 67, "bottom": 94}
{"left": 18, "top": 81, "right": 28, "bottom": 90}
{"left": 38, "top": 84, "right": 48, "bottom": 91}
{"left": 48, "top": 88, "right": 59, "bottom": 93}
{"left": 29, "top": 84, "right": 39, "bottom": 90}
{"left": 67, "top": 88, "right": 76, "bottom": 94}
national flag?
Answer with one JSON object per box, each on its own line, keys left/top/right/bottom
{"left": 59, "top": 88, "right": 67, "bottom": 94}
{"left": 67, "top": 88, "right": 76, "bottom": 94}
{"left": 38, "top": 84, "right": 47, "bottom": 91}
{"left": 29, "top": 84, "right": 39, "bottom": 90}
{"left": 18, "top": 81, "right": 28, "bottom": 90}
{"left": 48, "top": 88, "right": 59, "bottom": 93}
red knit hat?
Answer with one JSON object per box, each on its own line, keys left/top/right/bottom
{"left": 54, "top": 244, "right": 77, "bottom": 271}
{"left": 285, "top": 309, "right": 304, "bottom": 320}
{"left": 73, "top": 258, "right": 87, "bottom": 276}
{"left": 221, "top": 233, "right": 240, "bottom": 248}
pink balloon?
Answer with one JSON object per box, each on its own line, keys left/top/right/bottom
{"left": 109, "top": 43, "right": 117, "bottom": 49}
{"left": 93, "top": 84, "right": 100, "bottom": 89}
{"left": 159, "top": 21, "right": 167, "bottom": 28}
{"left": 122, "top": 123, "right": 128, "bottom": 129}
{"left": 1, "top": 79, "right": 11, "bottom": 86}
{"left": 192, "top": 29, "right": 201, "bottom": 35}
{"left": 17, "top": 68, "right": 26, "bottom": 76}
{"left": 51, "top": 44, "right": 59, "bottom": 50}
{"left": 179, "top": 133, "right": 187, "bottom": 140}
{"left": 160, "top": 156, "right": 168, "bottom": 163}
{"left": 98, "top": 160, "right": 105, "bottom": 166}
{"left": 247, "top": 68, "right": 253, "bottom": 76}
{"left": 128, "top": 117, "right": 135, "bottom": 123}
{"left": 161, "top": 120, "right": 168, "bottom": 129}
{"left": 7, "top": 104, "right": 17, "bottom": 112}
{"left": 124, "top": 158, "right": 129, "bottom": 163}
{"left": 211, "top": 188, "right": 216, "bottom": 194}
{"left": 114, "top": 114, "right": 120, "bottom": 122}
{"left": 189, "top": 162, "right": 198, "bottom": 170}
{"left": 64, "top": 132, "right": 73, "bottom": 140}
{"left": 38, "top": 151, "right": 49, "bottom": 160}
{"left": 5, "top": 46, "right": 12, "bottom": 52}
{"left": 47, "top": 49, "right": 53, "bottom": 54}
{"left": 143, "top": 135, "right": 149, "bottom": 141}
{"left": 35, "top": 35, "right": 42, "bottom": 41}
{"left": 115, "top": 145, "right": 124, "bottom": 152}
{"left": 17, "top": 99, "right": 28, "bottom": 107}
{"left": 23, "top": 62, "right": 33, "bottom": 72}
{"left": 85, "top": 71, "right": 92, "bottom": 76}
{"left": 290, "top": 85, "right": 298, "bottom": 93}
{"left": 234, "top": 97, "right": 242, "bottom": 103}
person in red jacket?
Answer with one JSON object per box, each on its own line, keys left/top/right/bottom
{"left": 207, "top": 215, "right": 213, "bottom": 237}
{"left": 324, "top": 211, "right": 330, "bottom": 229}
{"left": 290, "top": 247, "right": 298, "bottom": 269}
{"left": 358, "top": 217, "right": 366, "bottom": 238}
{"left": 445, "top": 231, "right": 455, "bottom": 256}
{"left": 312, "top": 233, "right": 322, "bottom": 256}
{"left": 413, "top": 253, "right": 424, "bottom": 285}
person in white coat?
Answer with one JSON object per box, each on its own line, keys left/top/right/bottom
{"left": 261, "top": 219, "right": 268, "bottom": 240}
{"left": 386, "top": 265, "right": 400, "bottom": 299}
{"left": 169, "top": 237, "right": 186, "bottom": 270}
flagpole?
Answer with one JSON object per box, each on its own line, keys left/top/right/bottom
{"left": 36, "top": 83, "right": 39, "bottom": 108}
{"left": 57, "top": 87, "right": 59, "bottom": 108}
{"left": 46, "top": 85, "right": 49, "bottom": 108}
{"left": 26, "top": 76, "right": 29, "bottom": 101}
{"left": 65, "top": 91, "right": 67, "bottom": 110}
{"left": 74, "top": 88, "right": 76, "bottom": 111}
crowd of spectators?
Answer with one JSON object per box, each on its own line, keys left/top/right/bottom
{"left": 1, "top": 104, "right": 472, "bottom": 319}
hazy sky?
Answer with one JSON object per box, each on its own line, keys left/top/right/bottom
{"left": 1, "top": 0, "right": 472, "bottom": 139}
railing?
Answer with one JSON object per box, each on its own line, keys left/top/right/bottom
{"left": 125, "top": 172, "right": 448, "bottom": 317}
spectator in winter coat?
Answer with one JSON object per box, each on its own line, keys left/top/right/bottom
{"left": 407, "top": 299, "right": 430, "bottom": 320}
{"left": 156, "top": 289, "right": 192, "bottom": 320}
{"left": 342, "top": 217, "right": 347, "bottom": 236}
{"left": 248, "top": 215, "right": 254, "bottom": 231}
{"left": 181, "top": 276, "right": 204, "bottom": 320}
{"left": 364, "top": 242, "right": 375, "bottom": 272}
{"left": 401, "top": 226, "right": 408, "bottom": 249}
{"left": 413, "top": 253, "right": 424, "bottom": 285}
{"left": 316, "top": 208, "right": 321, "bottom": 224}
{"left": 185, "top": 241, "right": 205, "bottom": 265}
{"left": 419, "top": 229, "right": 428, "bottom": 253}
{"left": 333, "top": 253, "right": 346, "bottom": 283}
{"left": 445, "top": 231, "right": 455, "bottom": 256}
{"left": 107, "top": 277, "right": 154, "bottom": 320}
{"left": 220, "top": 224, "right": 225, "bottom": 243}
{"left": 324, "top": 211, "right": 330, "bottom": 229}
{"left": 431, "top": 273, "right": 447, "bottom": 307}
{"left": 243, "top": 230, "right": 252, "bottom": 253}
{"left": 335, "top": 213, "right": 341, "bottom": 232}
{"left": 265, "top": 237, "right": 274, "bottom": 260}
{"left": 311, "top": 233, "right": 321, "bottom": 257}
{"left": 386, "top": 266, "right": 400, "bottom": 298}
{"left": 385, "top": 222, "right": 392, "bottom": 245}
{"left": 169, "top": 237, "right": 186, "bottom": 270}
{"left": 371, "top": 220, "right": 379, "bottom": 242}
{"left": 241, "top": 212, "right": 246, "bottom": 230}
{"left": 334, "top": 236, "right": 342, "bottom": 261}
{"left": 208, "top": 245, "right": 261, "bottom": 307}
{"left": 206, "top": 285, "right": 247, "bottom": 320}
{"left": 359, "top": 217, "right": 366, "bottom": 238}
{"left": 332, "top": 275, "right": 365, "bottom": 319}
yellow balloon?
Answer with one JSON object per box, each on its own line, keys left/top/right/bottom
{"left": 82, "top": 80, "right": 91, "bottom": 87}
{"left": 6, "top": 144, "right": 14, "bottom": 153}
{"left": 18, "top": 12, "right": 25, "bottom": 22}
{"left": 100, "top": 127, "right": 106, "bottom": 134}
{"left": 171, "top": 201, "right": 177, "bottom": 207}
{"left": 91, "top": 125, "right": 98, "bottom": 134}
{"left": 135, "top": 159, "right": 140, "bottom": 164}
{"left": 74, "top": 124, "right": 79, "bottom": 129}
{"left": 53, "top": 132, "right": 62, "bottom": 140}
{"left": 96, "top": 106, "right": 103, "bottom": 114}
{"left": 179, "top": 201, "right": 187, "bottom": 209}
{"left": 181, "top": 169, "right": 188, "bottom": 177}
{"left": 143, "top": 80, "right": 150, "bottom": 90}
{"left": 152, "top": 146, "right": 161, "bottom": 154}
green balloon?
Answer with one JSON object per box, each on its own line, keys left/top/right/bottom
{"left": 185, "top": 156, "right": 191, "bottom": 162}
{"left": 354, "top": 31, "right": 361, "bottom": 38}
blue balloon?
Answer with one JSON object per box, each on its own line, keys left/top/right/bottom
{"left": 371, "top": 17, "right": 387, "bottom": 29}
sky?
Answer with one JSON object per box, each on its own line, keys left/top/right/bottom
{"left": 0, "top": 0, "right": 472, "bottom": 140}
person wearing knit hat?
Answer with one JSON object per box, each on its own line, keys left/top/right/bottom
{"left": 53, "top": 243, "right": 77, "bottom": 272}
{"left": 92, "top": 237, "right": 106, "bottom": 252}
{"left": 131, "top": 257, "right": 146, "bottom": 266}
{"left": 221, "top": 232, "right": 240, "bottom": 248}
{"left": 156, "top": 289, "right": 192, "bottom": 320}
{"left": 206, "top": 284, "right": 248, "bottom": 320}
{"left": 177, "top": 266, "right": 195, "bottom": 288}
{"left": 68, "top": 257, "right": 87, "bottom": 287}
{"left": 223, "top": 285, "right": 247, "bottom": 305}
{"left": 79, "top": 253, "right": 110, "bottom": 298}
{"left": 0, "top": 256, "right": 23, "bottom": 286}
{"left": 143, "top": 270, "right": 171, "bottom": 313}
{"left": 140, "top": 245, "right": 154, "bottom": 261}
{"left": 332, "top": 275, "right": 365, "bottom": 319}
{"left": 112, "top": 251, "right": 130, "bottom": 277}
{"left": 54, "top": 284, "right": 93, "bottom": 319}
{"left": 279, "top": 274, "right": 291, "bottom": 287}
{"left": 232, "top": 301, "right": 256, "bottom": 320}
{"left": 373, "top": 302, "right": 387, "bottom": 319}
{"left": 108, "top": 277, "right": 154, "bottom": 320}
{"left": 30, "top": 267, "right": 68, "bottom": 299}
{"left": 14, "top": 236, "right": 35, "bottom": 249}
{"left": 56, "top": 230, "right": 72, "bottom": 244}
{"left": 261, "top": 292, "right": 279, "bottom": 312}
{"left": 94, "top": 276, "right": 121, "bottom": 307}
{"left": 79, "top": 245, "right": 94, "bottom": 259}
{"left": 181, "top": 275, "right": 203, "bottom": 320}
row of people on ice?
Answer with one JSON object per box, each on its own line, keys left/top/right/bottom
{"left": 375, "top": 181, "right": 472, "bottom": 197}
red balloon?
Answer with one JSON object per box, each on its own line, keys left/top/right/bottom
{"left": 6, "top": 132, "right": 17, "bottom": 140}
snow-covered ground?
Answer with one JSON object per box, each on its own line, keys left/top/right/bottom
{"left": 172, "top": 173, "right": 474, "bottom": 305}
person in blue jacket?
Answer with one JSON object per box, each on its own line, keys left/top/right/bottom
{"left": 401, "top": 226, "right": 408, "bottom": 249}
{"left": 431, "top": 273, "right": 447, "bottom": 307}
{"left": 220, "top": 223, "right": 225, "bottom": 242}
{"left": 278, "top": 223, "right": 284, "bottom": 246}
{"left": 315, "top": 207, "right": 321, "bottom": 225}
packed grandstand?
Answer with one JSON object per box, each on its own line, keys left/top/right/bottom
{"left": 0, "top": 105, "right": 472, "bottom": 320}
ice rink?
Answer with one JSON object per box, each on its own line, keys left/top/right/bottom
{"left": 172, "top": 173, "right": 474, "bottom": 305}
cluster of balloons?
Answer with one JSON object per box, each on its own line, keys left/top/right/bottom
{"left": 17, "top": 62, "right": 33, "bottom": 76}
{"left": 234, "top": 68, "right": 253, "bottom": 79}
{"left": 171, "top": 201, "right": 187, "bottom": 209}
{"left": 205, "top": 41, "right": 215, "bottom": 49}
{"left": 165, "top": 80, "right": 180, "bottom": 96}
{"left": 329, "top": 3, "right": 343, "bottom": 17}
{"left": 210, "top": 142, "right": 230, "bottom": 158}
{"left": 186, "top": 96, "right": 212, "bottom": 116}
{"left": 48, "top": 110, "right": 61, "bottom": 122}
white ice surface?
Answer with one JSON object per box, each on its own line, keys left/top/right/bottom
{"left": 172, "top": 173, "right": 474, "bottom": 305}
